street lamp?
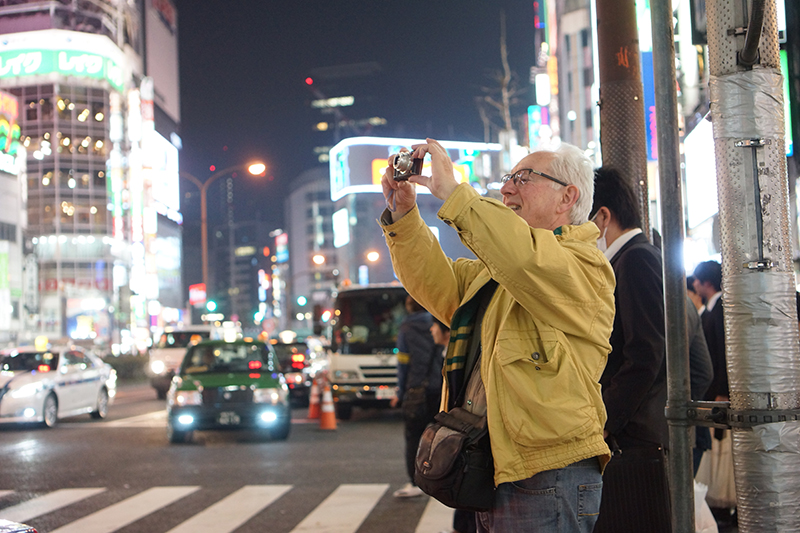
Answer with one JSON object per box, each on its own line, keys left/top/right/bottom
{"left": 181, "top": 162, "right": 266, "bottom": 305}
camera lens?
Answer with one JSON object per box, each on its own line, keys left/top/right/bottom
{"left": 393, "top": 152, "right": 413, "bottom": 172}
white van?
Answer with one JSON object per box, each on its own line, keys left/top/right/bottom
{"left": 148, "top": 323, "right": 241, "bottom": 399}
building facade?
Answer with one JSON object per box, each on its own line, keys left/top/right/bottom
{"left": 0, "top": 0, "right": 183, "bottom": 353}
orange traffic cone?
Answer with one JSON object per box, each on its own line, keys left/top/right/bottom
{"left": 319, "top": 378, "right": 337, "bottom": 431}
{"left": 307, "top": 376, "right": 321, "bottom": 420}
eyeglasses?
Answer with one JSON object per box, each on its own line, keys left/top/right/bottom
{"left": 500, "top": 168, "right": 569, "bottom": 188}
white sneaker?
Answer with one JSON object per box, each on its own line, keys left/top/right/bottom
{"left": 393, "top": 482, "right": 425, "bottom": 498}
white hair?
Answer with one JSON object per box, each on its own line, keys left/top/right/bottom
{"left": 542, "top": 143, "right": 595, "bottom": 225}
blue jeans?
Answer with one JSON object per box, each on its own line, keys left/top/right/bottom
{"left": 477, "top": 457, "right": 603, "bottom": 533}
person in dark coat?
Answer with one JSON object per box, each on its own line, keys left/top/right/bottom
{"left": 590, "top": 167, "right": 670, "bottom": 533}
{"left": 391, "top": 296, "right": 439, "bottom": 498}
{"left": 693, "top": 260, "right": 727, "bottom": 402}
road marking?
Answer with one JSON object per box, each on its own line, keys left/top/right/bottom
{"left": 290, "top": 483, "right": 389, "bottom": 533}
{"left": 99, "top": 411, "right": 167, "bottom": 427}
{"left": 0, "top": 490, "right": 13, "bottom": 499}
{"left": 50, "top": 486, "right": 200, "bottom": 533}
{"left": 415, "top": 497, "right": 454, "bottom": 533}
{"left": 0, "top": 488, "right": 106, "bottom": 523}
{"left": 165, "top": 485, "right": 292, "bottom": 533}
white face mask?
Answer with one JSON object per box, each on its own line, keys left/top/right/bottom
{"left": 596, "top": 226, "right": 609, "bottom": 253}
{"left": 591, "top": 212, "right": 608, "bottom": 253}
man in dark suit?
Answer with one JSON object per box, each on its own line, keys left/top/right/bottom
{"left": 590, "top": 167, "right": 670, "bottom": 533}
{"left": 693, "top": 260, "right": 727, "bottom": 402}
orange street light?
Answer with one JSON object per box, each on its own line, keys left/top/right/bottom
{"left": 181, "top": 162, "right": 266, "bottom": 298}
{"left": 312, "top": 254, "right": 326, "bottom": 266}
{"left": 366, "top": 251, "right": 380, "bottom": 262}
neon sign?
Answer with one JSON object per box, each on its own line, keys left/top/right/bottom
{"left": 0, "top": 49, "right": 123, "bottom": 92}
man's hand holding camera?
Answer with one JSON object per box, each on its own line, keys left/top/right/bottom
{"left": 381, "top": 138, "right": 460, "bottom": 223}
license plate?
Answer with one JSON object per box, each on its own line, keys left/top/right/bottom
{"left": 218, "top": 411, "right": 240, "bottom": 425}
{"left": 375, "top": 387, "right": 395, "bottom": 400}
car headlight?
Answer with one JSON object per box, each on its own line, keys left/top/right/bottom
{"left": 174, "top": 390, "right": 202, "bottom": 406}
{"left": 10, "top": 383, "right": 43, "bottom": 398}
{"left": 253, "top": 387, "right": 287, "bottom": 404}
{"left": 150, "top": 360, "right": 166, "bottom": 375}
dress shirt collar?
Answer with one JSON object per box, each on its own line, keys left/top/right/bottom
{"left": 604, "top": 228, "right": 643, "bottom": 260}
{"left": 706, "top": 291, "right": 723, "bottom": 312}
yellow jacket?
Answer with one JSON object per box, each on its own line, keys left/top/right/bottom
{"left": 380, "top": 183, "right": 615, "bottom": 485}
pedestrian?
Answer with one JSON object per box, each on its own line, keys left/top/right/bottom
{"left": 589, "top": 166, "right": 672, "bottom": 532}
{"left": 693, "top": 261, "right": 726, "bottom": 403}
{"left": 687, "top": 275, "right": 705, "bottom": 313}
{"left": 693, "top": 260, "right": 737, "bottom": 525}
{"left": 380, "top": 138, "right": 614, "bottom": 532}
{"left": 391, "top": 296, "right": 440, "bottom": 499}
{"left": 686, "top": 274, "right": 713, "bottom": 475}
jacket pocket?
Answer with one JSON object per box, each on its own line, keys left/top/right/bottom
{"left": 494, "top": 329, "right": 593, "bottom": 447}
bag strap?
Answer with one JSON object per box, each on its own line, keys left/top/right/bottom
{"left": 453, "top": 280, "right": 497, "bottom": 407}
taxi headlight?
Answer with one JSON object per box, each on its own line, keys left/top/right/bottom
{"left": 253, "top": 387, "right": 286, "bottom": 404}
{"left": 150, "top": 360, "right": 166, "bottom": 375}
{"left": 175, "top": 390, "right": 202, "bottom": 406}
{"left": 10, "top": 383, "right": 43, "bottom": 398}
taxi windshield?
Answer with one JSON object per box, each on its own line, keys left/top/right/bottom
{"left": 0, "top": 351, "right": 58, "bottom": 372}
{"left": 158, "top": 331, "right": 211, "bottom": 349}
{"left": 182, "top": 343, "right": 276, "bottom": 375}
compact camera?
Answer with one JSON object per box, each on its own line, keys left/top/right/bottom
{"left": 391, "top": 151, "right": 423, "bottom": 181}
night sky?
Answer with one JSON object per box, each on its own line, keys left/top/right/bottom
{"left": 173, "top": 0, "right": 537, "bottom": 232}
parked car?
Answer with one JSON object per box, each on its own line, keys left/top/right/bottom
{"left": 0, "top": 344, "right": 116, "bottom": 428}
{"left": 166, "top": 339, "right": 291, "bottom": 443}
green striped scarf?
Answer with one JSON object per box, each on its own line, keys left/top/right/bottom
{"left": 445, "top": 280, "right": 497, "bottom": 408}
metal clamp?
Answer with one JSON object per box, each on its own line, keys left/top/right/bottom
{"left": 744, "top": 259, "right": 774, "bottom": 270}
{"left": 728, "top": 409, "right": 800, "bottom": 428}
{"left": 734, "top": 138, "right": 770, "bottom": 147}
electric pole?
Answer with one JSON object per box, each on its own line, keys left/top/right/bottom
{"left": 596, "top": 0, "right": 650, "bottom": 233}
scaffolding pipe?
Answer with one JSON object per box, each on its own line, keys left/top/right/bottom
{"left": 648, "top": 0, "right": 695, "bottom": 531}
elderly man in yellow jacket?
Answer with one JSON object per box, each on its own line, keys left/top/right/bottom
{"left": 379, "top": 139, "right": 615, "bottom": 532}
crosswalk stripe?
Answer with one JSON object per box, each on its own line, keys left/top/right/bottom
{"left": 49, "top": 486, "right": 200, "bottom": 533}
{"left": 290, "top": 483, "right": 389, "bottom": 533}
{"left": 165, "top": 485, "right": 293, "bottom": 533}
{"left": 0, "top": 488, "right": 106, "bottom": 523}
{"left": 415, "top": 497, "right": 454, "bottom": 533}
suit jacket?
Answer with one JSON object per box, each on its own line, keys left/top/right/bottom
{"left": 701, "top": 299, "right": 728, "bottom": 400}
{"left": 600, "top": 232, "right": 668, "bottom": 449}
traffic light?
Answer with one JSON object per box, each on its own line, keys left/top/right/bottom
{"left": 206, "top": 300, "right": 217, "bottom": 312}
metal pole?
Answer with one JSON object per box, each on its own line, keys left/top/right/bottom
{"left": 595, "top": 0, "right": 650, "bottom": 233}
{"left": 649, "top": 0, "right": 695, "bottom": 530}
{"left": 181, "top": 164, "right": 260, "bottom": 309}
{"left": 705, "top": 1, "right": 800, "bottom": 530}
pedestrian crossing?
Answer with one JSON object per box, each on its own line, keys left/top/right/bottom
{"left": 0, "top": 484, "right": 456, "bottom": 533}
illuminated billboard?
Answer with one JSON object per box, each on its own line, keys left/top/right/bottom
{"left": 328, "top": 136, "right": 502, "bottom": 202}
{"left": 0, "top": 30, "right": 129, "bottom": 92}
{"left": 0, "top": 90, "right": 20, "bottom": 175}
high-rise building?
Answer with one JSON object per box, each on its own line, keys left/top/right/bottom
{"left": 0, "top": 0, "right": 183, "bottom": 354}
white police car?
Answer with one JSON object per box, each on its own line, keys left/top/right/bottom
{"left": 0, "top": 343, "right": 117, "bottom": 427}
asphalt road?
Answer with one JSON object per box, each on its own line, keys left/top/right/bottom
{"left": 0, "top": 382, "right": 456, "bottom": 533}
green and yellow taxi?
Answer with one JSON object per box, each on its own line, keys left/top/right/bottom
{"left": 166, "top": 339, "right": 290, "bottom": 443}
